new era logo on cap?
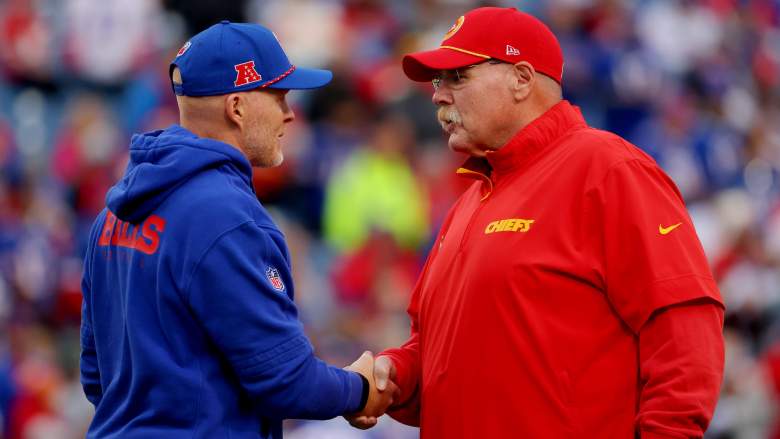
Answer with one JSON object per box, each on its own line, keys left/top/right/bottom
{"left": 234, "top": 61, "right": 263, "bottom": 87}
{"left": 506, "top": 45, "right": 520, "bottom": 56}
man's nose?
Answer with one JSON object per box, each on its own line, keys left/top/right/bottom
{"left": 281, "top": 100, "right": 295, "bottom": 124}
{"left": 432, "top": 85, "right": 453, "bottom": 107}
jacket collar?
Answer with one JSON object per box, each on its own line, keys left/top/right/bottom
{"left": 457, "top": 100, "right": 587, "bottom": 198}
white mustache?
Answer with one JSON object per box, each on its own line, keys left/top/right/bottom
{"left": 437, "top": 107, "right": 462, "bottom": 126}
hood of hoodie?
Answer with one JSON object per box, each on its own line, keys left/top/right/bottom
{"left": 106, "top": 125, "right": 253, "bottom": 223}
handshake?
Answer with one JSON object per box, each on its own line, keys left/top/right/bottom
{"left": 343, "top": 351, "right": 399, "bottom": 429}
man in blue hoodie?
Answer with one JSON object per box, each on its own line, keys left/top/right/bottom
{"left": 79, "top": 21, "right": 395, "bottom": 438}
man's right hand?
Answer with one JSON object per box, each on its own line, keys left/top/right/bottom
{"left": 344, "top": 354, "right": 398, "bottom": 429}
{"left": 373, "top": 356, "right": 396, "bottom": 392}
{"left": 343, "top": 352, "right": 398, "bottom": 429}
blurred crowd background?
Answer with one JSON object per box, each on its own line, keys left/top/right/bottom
{"left": 0, "top": 0, "right": 778, "bottom": 437}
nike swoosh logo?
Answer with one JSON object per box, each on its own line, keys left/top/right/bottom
{"left": 659, "top": 222, "right": 682, "bottom": 235}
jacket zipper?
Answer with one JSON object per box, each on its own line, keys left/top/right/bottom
{"left": 458, "top": 188, "right": 492, "bottom": 251}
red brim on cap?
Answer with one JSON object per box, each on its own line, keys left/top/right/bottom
{"left": 402, "top": 47, "right": 489, "bottom": 82}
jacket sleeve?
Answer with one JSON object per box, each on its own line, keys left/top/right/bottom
{"left": 637, "top": 299, "right": 725, "bottom": 438}
{"left": 379, "top": 289, "right": 422, "bottom": 426}
{"left": 379, "top": 199, "right": 464, "bottom": 427}
{"left": 80, "top": 231, "right": 103, "bottom": 407}
{"left": 585, "top": 157, "right": 726, "bottom": 436}
{"left": 184, "top": 221, "right": 364, "bottom": 420}
{"left": 591, "top": 158, "right": 724, "bottom": 333}
{"left": 380, "top": 236, "right": 445, "bottom": 426}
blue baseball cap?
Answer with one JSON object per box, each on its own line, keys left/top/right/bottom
{"left": 170, "top": 21, "right": 333, "bottom": 96}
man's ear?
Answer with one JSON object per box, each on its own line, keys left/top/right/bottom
{"left": 224, "top": 93, "right": 244, "bottom": 128}
{"left": 511, "top": 61, "right": 536, "bottom": 101}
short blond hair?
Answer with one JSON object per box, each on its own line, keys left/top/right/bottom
{"left": 172, "top": 67, "right": 183, "bottom": 86}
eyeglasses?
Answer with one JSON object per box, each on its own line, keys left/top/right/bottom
{"left": 431, "top": 59, "right": 506, "bottom": 90}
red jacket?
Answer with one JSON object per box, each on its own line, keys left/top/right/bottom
{"left": 381, "top": 101, "right": 725, "bottom": 438}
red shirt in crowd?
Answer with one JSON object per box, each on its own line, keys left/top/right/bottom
{"left": 381, "top": 101, "right": 725, "bottom": 438}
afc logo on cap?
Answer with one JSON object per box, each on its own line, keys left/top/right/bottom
{"left": 234, "top": 61, "right": 263, "bottom": 87}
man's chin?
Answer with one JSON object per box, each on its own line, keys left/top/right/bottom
{"left": 447, "top": 135, "right": 465, "bottom": 152}
{"left": 448, "top": 138, "right": 486, "bottom": 158}
{"left": 251, "top": 152, "right": 284, "bottom": 168}
{"left": 268, "top": 154, "right": 284, "bottom": 168}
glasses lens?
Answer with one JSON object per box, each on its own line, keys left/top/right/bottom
{"left": 431, "top": 61, "right": 499, "bottom": 90}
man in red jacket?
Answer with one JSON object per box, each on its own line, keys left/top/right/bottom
{"left": 351, "top": 7, "right": 725, "bottom": 438}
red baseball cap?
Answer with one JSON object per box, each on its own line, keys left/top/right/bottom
{"left": 402, "top": 7, "right": 564, "bottom": 84}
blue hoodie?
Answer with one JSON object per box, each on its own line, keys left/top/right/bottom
{"left": 80, "top": 125, "right": 365, "bottom": 438}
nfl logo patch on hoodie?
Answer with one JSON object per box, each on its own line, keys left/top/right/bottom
{"left": 266, "top": 266, "right": 285, "bottom": 291}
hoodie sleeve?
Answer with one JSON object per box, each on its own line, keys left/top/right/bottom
{"left": 80, "top": 284, "right": 103, "bottom": 406}
{"left": 80, "top": 219, "right": 103, "bottom": 407}
{"left": 184, "top": 221, "right": 364, "bottom": 420}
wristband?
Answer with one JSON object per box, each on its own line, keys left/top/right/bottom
{"left": 357, "top": 374, "right": 369, "bottom": 411}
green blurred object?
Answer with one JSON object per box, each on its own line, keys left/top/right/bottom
{"left": 324, "top": 147, "right": 429, "bottom": 252}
